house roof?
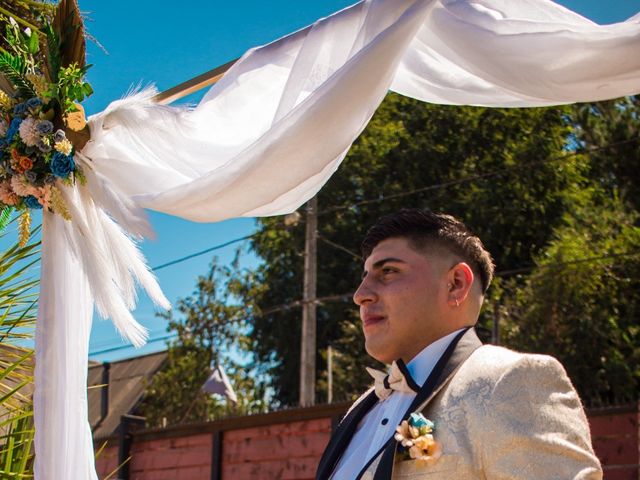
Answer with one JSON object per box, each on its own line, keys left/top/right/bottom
{"left": 88, "top": 350, "right": 167, "bottom": 439}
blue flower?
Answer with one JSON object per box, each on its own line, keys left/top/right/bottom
{"left": 25, "top": 97, "right": 42, "bottom": 109}
{"left": 50, "top": 151, "right": 75, "bottom": 178}
{"left": 6, "top": 118, "right": 22, "bottom": 142}
{"left": 13, "top": 103, "right": 27, "bottom": 116}
{"left": 36, "top": 120, "right": 53, "bottom": 134}
{"left": 24, "top": 195, "right": 42, "bottom": 209}
{"left": 408, "top": 412, "right": 433, "bottom": 430}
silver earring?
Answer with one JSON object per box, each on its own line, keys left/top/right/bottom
{"left": 455, "top": 298, "right": 460, "bottom": 307}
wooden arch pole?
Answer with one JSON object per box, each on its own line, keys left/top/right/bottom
{"left": 153, "top": 58, "right": 238, "bottom": 105}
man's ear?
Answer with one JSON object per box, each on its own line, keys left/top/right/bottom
{"left": 446, "top": 262, "right": 474, "bottom": 307}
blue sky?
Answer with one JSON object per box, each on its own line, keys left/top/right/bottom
{"left": 66, "top": 0, "right": 639, "bottom": 361}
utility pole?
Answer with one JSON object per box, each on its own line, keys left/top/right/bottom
{"left": 300, "top": 196, "right": 318, "bottom": 406}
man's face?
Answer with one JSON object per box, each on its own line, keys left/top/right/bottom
{"left": 353, "top": 237, "right": 450, "bottom": 364}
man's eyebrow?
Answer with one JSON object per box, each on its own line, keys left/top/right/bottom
{"left": 361, "top": 257, "right": 407, "bottom": 278}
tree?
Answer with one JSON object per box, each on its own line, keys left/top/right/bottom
{"left": 246, "top": 93, "right": 578, "bottom": 406}
{"left": 139, "top": 256, "right": 268, "bottom": 427}
{"left": 497, "top": 188, "right": 640, "bottom": 406}
{"left": 487, "top": 95, "right": 640, "bottom": 407}
{"left": 571, "top": 96, "right": 640, "bottom": 210}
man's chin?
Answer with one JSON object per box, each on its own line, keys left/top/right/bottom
{"left": 364, "top": 340, "right": 394, "bottom": 364}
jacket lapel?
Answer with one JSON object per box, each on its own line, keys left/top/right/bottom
{"left": 370, "top": 327, "right": 483, "bottom": 480}
{"left": 408, "top": 327, "right": 482, "bottom": 414}
{"left": 315, "top": 389, "right": 379, "bottom": 480}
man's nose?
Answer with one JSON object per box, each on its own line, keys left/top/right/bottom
{"left": 353, "top": 278, "right": 376, "bottom": 305}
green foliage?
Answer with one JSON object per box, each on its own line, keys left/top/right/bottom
{"left": 0, "top": 411, "right": 34, "bottom": 478}
{"left": 0, "top": 224, "right": 40, "bottom": 478}
{"left": 0, "top": 11, "right": 93, "bottom": 114}
{"left": 56, "top": 62, "right": 92, "bottom": 115}
{"left": 0, "top": 207, "right": 13, "bottom": 233}
{"left": 2, "top": 16, "right": 38, "bottom": 71}
{"left": 571, "top": 96, "right": 640, "bottom": 210}
{"left": 42, "top": 22, "right": 59, "bottom": 83}
{"left": 139, "top": 257, "right": 268, "bottom": 427}
{"left": 498, "top": 190, "right": 640, "bottom": 406}
{"left": 0, "top": 50, "right": 36, "bottom": 98}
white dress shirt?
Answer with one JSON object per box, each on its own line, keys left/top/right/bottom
{"left": 330, "top": 329, "right": 465, "bottom": 480}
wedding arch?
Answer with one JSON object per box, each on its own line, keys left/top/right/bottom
{"left": 0, "top": 0, "right": 638, "bottom": 478}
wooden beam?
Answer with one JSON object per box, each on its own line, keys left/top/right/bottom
{"left": 210, "top": 430, "right": 223, "bottom": 480}
{"left": 153, "top": 58, "right": 238, "bottom": 105}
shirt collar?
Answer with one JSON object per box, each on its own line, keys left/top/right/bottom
{"left": 406, "top": 328, "right": 467, "bottom": 387}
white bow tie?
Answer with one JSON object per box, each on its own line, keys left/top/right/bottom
{"left": 366, "top": 359, "right": 420, "bottom": 401}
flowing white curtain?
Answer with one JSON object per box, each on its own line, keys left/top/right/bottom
{"left": 34, "top": 0, "right": 640, "bottom": 478}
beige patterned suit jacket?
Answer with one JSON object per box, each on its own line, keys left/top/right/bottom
{"left": 318, "top": 329, "right": 602, "bottom": 480}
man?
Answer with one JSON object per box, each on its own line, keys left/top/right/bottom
{"left": 316, "top": 209, "right": 602, "bottom": 480}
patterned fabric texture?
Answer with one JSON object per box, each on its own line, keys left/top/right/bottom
{"left": 360, "top": 345, "right": 602, "bottom": 479}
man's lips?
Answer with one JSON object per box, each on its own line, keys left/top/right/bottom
{"left": 363, "top": 315, "right": 385, "bottom": 327}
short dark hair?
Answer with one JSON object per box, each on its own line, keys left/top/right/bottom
{"left": 361, "top": 209, "right": 495, "bottom": 293}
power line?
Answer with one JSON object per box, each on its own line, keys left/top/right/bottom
{"left": 495, "top": 250, "right": 640, "bottom": 278}
{"left": 89, "top": 334, "right": 176, "bottom": 356}
{"left": 151, "top": 234, "right": 256, "bottom": 271}
{"left": 318, "top": 235, "right": 360, "bottom": 259}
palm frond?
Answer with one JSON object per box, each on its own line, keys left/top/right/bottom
{"left": 0, "top": 223, "right": 40, "bottom": 478}
{"left": 0, "top": 208, "right": 14, "bottom": 234}
{"left": 0, "top": 408, "right": 34, "bottom": 477}
{"left": 43, "top": 22, "right": 59, "bottom": 83}
{"left": 0, "top": 50, "right": 36, "bottom": 98}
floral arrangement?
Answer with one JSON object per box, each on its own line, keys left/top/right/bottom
{"left": 394, "top": 412, "right": 442, "bottom": 464}
{"left": 0, "top": 10, "right": 92, "bottom": 244}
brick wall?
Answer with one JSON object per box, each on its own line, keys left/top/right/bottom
{"left": 129, "top": 434, "right": 212, "bottom": 480}
{"left": 95, "top": 443, "right": 118, "bottom": 479}
{"left": 95, "top": 402, "right": 638, "bottom": 480}
{"left": 222, "top": 418, "right": 331, "bottom": 480}
{"left": 590, "top": 406, "right": 639, "bottom": 480}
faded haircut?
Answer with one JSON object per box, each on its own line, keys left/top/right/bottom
{"left": 361, "top": 209, "right": 495, "bottom": 293}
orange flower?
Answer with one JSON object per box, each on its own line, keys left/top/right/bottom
{"left": 408, "top": 436, "right": 441, "bottom": 464}
{"left": 19, "top": 157, "right": 33, "bottom": 172}
{"left": 11, "top": 148, "right": 20, "bottom": 162}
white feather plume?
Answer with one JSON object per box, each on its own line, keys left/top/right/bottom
{"left": 56, "top": 180, "right": 170, "bottom": 347}
{"left": 78, "top": 154, "right": 154, "bottom": 240}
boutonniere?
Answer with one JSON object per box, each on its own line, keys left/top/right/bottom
{"left": 394, "top": 412, "right": 442, "bottom": 464}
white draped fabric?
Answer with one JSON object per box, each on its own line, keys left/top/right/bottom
{"left": 34, "top": 0, "right": 640, "bottom": 478}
